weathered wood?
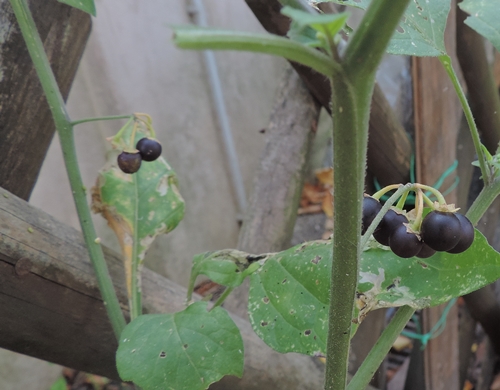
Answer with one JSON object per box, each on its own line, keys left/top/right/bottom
{"left": 0, "top": 0, "right": 90, "bottom": 200}
{"left": 244, "top": 0, "right": 412, "bottom": 186}
{"left": 0, "top": 187, "right": 326, "bottom": 389}
{"left": 456, "top": 7, "right": 500, "bottom": 153}
{"left": 238, "top": 66, "right": 320, "bottom": 255}
{"left": 413, "top": 4, "right": 461, "bottom": 389}
{"left": 224, "top": 65, "right": 320, "bottom": 320}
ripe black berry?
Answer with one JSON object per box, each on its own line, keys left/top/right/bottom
{"left": 389, "top": 225, "right": 423, "bottom": 258}
{"left": 136, "top": 137, "right": 162, "bottom": 161}
{"left": 420, "top": 211, "right": 462, "bottom": 251}
{"left": 373, "top": 209, "right": 408, "bottom": 246}
{"left": 362, "top": 196, "right": 382, "bottom": 235}
{"left": 416, "top": 243, "right": 436, "bottom": 259}
{"left": 447, "top": 213, "right": 474, "bottom": 254}
{"left": 117, "top": 150, "right": 142, "bottom": 174}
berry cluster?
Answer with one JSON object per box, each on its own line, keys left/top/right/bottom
{"left": 362, "top": 186, "right": 474, "bottom": 259}
{"left": 117, "top": 137, "right": 162, "bottom": 174}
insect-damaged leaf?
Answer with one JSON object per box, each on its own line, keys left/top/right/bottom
{"left": 459, "top": 0, "right": 500, "bottom": 53}
{"left": 246, "top": 229, "right": 500, "bottom": 356}
{"left": 92, "top": 121, "right": 184, "bottom": 300}
{"left": 117, "top": 301, "right": 243, "bottom": 390}
{"left": 322, "top": 0, "right": 451, "bottom": 56}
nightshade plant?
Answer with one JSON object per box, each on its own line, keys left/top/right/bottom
{"left": 9, "top": 0, "right": 500, "bottom": 389}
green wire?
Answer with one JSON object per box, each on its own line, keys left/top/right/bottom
{"left": 400, "top": 298, "right": 457, "bottom": 349}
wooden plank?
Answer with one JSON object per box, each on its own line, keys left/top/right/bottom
{"left": 244, "top": 0, "right": 412, "bottom": 186}
{"left": 413, "top": 3, "right": 461, "bottom": 389}
{"left": 0, "top": 187, "right": 326, "bottom": 389}
{"left": 0, "top": 0, "right": 91, "bottom": 200}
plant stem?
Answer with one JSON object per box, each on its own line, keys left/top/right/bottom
{"left": 347, "top": 306, "right": 415, "bottom": 390}
{"left": 439, "top": 55, "right": 490, "bottom": 185}
{"left": 466, "top": 177, "right": 500, "bottom": 225}
{"left": 361, "top": 183, "right": 413, "bottom": 250}
{"left": 10, "top": 0, "right": 126, "bottom": 339}
{"left": 325, "top": 1, "right": 410, "bottom": 389}
{"left": 71, "top": 114, "right": 133, "bottom": 126}
{"left": 173, "top": 27, "right": 339, "bottom": 77}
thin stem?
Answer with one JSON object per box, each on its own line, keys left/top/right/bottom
{"left": 10, "top": 0, "right": 126, "bottom": 338}
{"left": 372, "top": 184, "right": 401, "bottom": 200}
{"left": 361, "top": 184, "right": 413, "bottom": 250}
{"left": 395, "top": 190, "right": 409, "bottom": 210}
{"left": 466, "top": 177, "right": 500, "bottom": 225}
{"left": 416, "top": 183, "right": 446, "bottom": 204}
{"left": 210, "top": 287, "right": 234, "bottom": 310}
{"left": 347, "top": 306, "right": 415, "bottom": 390}
{"left": 421, "top": 192, "right": 435, "bottom": 208}
{"left": 130, "top": 173, "right": 141, "bottom": 321}
{"left": 410, "top": 189, "right": 424, "bottom": 231}
{"left": 439, "top": 55, "right": 490, "bottom": 185}
{"left": 71, "top": 114, "right": 133, "bottom": 126}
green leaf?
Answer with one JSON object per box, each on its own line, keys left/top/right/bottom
{"left": 247, "top": 229, "right": 500, "bottom": 355}
{"left": 459, "top": 0, "right": 500, "bottom": 53}
{"left": 58, "top": 0, "right": 96, "bottom": 16}
{"left": 49, "top": 377, "right": 67, "bottom": 390}
{"left": 191, "top": 250, "right": 260, "bottom": 288}
{"left": 248, "top": 240, "right": 332, "bottom": 355}
{"left": 281, "top": 6, "right": 349, "bottom": 39}
{"left": 92, "top": 120, "right": 185, "bottom": 311}
{"left": 173, "top": 26, "right": 337, "bottom": 77}
{"left": 323, "top": 0, "right": 451, "bottom": 56}
{"left": 117, "top": 302, "right": 244, "bottom": 390}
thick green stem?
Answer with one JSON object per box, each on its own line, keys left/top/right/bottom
{"left": 347, "top": 306, "right": 415, "bottom": 390}
{"left": 325, "top": 1, "right": 410, "bottom": 388}
{"left": 173, "top": 27, "right": 339, "bottom": 77}
{"left": 10, "top": 0, "right": 126, "bottom": 339}
{"left": 439, "top": 55, "right": 490, "bottom": 185}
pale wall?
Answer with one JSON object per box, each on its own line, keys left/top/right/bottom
{"left": 30, "top": 0, "right": 285, "bottom": 286}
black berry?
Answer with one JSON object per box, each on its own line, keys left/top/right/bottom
{"left": 389, "top": 225, "right": 423, "bottom": 258}
{"left": 420, "top": 211, "right": 462, "bottom": 251}
{"left": 416, "top": 243, "right": 436, "bottom": 259}
{"left": 362, "top": 196, "right": 382, "bottom": 235}
{"left": 373, "top": 209, "right": 408, "bottom": 246}
{"left": 117, "top": 150, "right": 142, "bottom": 174}
{"left": 136, "top": 137, "right": 162, "bottom": 161}
{"left": 447, "top": 213, "right": 474, "bottom": 254}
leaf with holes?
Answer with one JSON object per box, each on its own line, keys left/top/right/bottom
{"left": 58, "top": 0, "right": 96, "bottom": 16}
{"left": 248, "top": 240, "right": 332, "bottom": 356}
{"left": 459, "top": 0, "right": 500, "bottom": 52}
{"left": 247, "top": 229, "right": 500, "bottom": 355}
{"left": 92, "top": 119, "right": 184, "bottom": 306}
{"left": 116, "top": 301, "right": 244, "bottom": 390}
{"left": 323, "top": 0, "right": 451, "bottom": 56}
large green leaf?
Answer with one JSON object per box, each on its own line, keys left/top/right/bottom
{"left": 324, "top": 0, "right": 451, "bottom": 56}
{"left": 246, "top": 229, "right": 500, "bottom": 355}
{"left": 58, "top": 0, "right": 96, "bottom": 16}
{"left": 116, "top": 302, "right": 244, "bottom": 390}
{"left": 459, "top": 0, "right": 500, "bottom": 53}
